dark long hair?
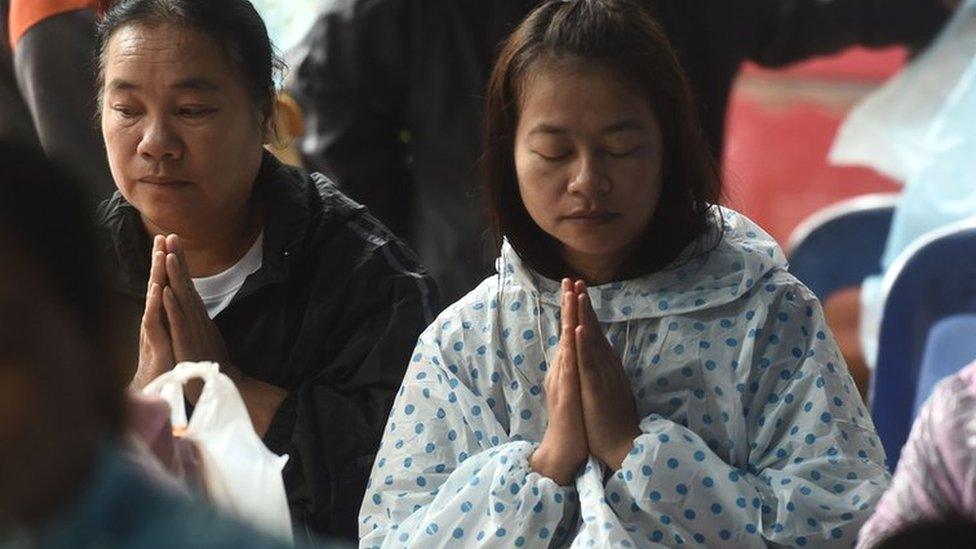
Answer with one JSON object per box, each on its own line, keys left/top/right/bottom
{"left": 483, "top": 0, "right": 722, "bottom": 281}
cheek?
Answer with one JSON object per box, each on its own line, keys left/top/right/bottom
{"left": 101, "top": 119, "right": 138, "bottom": 191}
{"left": 515, "top": 162, "right": 563, "bottom": 226}
{"left": 191, "top": 115, "right": 263, "bottom": 166}
{"left": 102, "top": 118, "right": 133, "bottom": 158}
{"left": 616, "top": 159, "right": 663, "bottom": 222}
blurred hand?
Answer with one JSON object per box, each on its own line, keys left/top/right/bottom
{"left": 530, "top": 278, "right": 589, "bottom": 486}
{"left": 573, "top": 280, "right": 641, "bottom": 472}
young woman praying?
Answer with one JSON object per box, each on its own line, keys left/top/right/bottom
{"left": 359, "top": 1, "right": 889, "bottom": 546}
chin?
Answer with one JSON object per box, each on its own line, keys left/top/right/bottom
{"left": 560, "top": 238, "right": 629, "bottom": 260}
{"left": 132, "top": 199, "right": 199, "bottom": 232}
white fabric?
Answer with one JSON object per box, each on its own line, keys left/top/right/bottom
{"left": 192, "top": 232, "right": 263, "bottom": 319}
{"left": 360, "top": 208, "right": 890, "bottom": 548}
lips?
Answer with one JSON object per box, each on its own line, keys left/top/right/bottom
{"left": 564, "top": 210, "right": 619, "bottom": 222}
{"left": 138, "top": 176, "right": 191, "bottom": 187}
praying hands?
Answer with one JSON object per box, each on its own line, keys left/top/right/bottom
{"left": 132, "top": 234, "right": 286, "bottom": 436}
{"left": 530, "top": 278, "right": 641, "bottom": 485}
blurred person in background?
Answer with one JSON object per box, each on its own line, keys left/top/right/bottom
{"left": 6, "top": 0, "right": 113, "bottom": 197}
{"left": 0, "top": 0, "right": 38, "bottom": 149}
{"left": 95, "top": 0, "right": 437, "bottom": 541}
{"left": 0, "top": 142, "right": 294, "bottom": 548}
{"left": 856, "top": 360, "right": 976, "bottom": 548}
{"left": 291, "top": 0, "right": 957, "bottom": 304}
{"left": 869, "top": 519, "right": 976, "bottom": 548}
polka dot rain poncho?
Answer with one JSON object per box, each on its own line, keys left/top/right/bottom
{"left": 360, "top": 208, "right": 890, "bottom": 547}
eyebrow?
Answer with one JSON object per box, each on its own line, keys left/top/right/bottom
{"left": 527, "top": 123, "right": 568, "bottom": 136}
{"left": 107, "top": 76, "right": 221, "bottom": 92}
{"left": 602, "top": 119, "right": 646, "bottom": 133}
{"left": 527, "top": 119, "right": 646, "bottom": 136}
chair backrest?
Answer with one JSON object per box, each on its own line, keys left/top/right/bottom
{"left": 870, "top": 217, "right": 976, "bottom": 470}
{"left": 787, "top": 194, "right": 899, "bottom": 301}
{"left": 912, "top": 314, "right": 976, "bottom": 418}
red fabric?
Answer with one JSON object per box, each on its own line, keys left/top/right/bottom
{"left": 721, "top": 47, "right": 904, "bottom": 246}
{"left": 9, "top": 0, "right": 97, "bottom": 49}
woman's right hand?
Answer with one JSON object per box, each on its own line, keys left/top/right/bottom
{"left": 530, "top": 279, "right": 589, "bottom": 486}
{"left": 132, "top": 235, "right": 175, "bottom": 390}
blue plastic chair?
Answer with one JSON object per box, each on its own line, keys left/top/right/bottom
{"left": 787, "top": 194, "right": 899, "bottom": 302}
{"left": 870, "top": 217, "right": 976, "bottom": 470}
{"left": 912, "top": 314, "right": 976, "bottom": 418}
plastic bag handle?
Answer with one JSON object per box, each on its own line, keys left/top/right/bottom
{"left": 142, "top": 362, "right": 223, "bottom": 430}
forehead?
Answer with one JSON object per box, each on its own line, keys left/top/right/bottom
{"left": 103, "top": 22, "right": 242, "bottom": 90}
{"left": 517, "top": 61, "right": 657, "bottom": 130}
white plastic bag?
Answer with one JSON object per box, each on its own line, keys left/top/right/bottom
{"left": 143, "top": 362, "right": 293, "bottom": 543}
{"left": 829, "top": 0, "right": 976, "bottom": 183}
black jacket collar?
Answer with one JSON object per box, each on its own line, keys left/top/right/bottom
{"left": 98, "top": 152, "right": 358, "bottom": 300}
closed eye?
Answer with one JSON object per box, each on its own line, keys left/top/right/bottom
{"left": 112, "top": 105, "right": 142, "bottom": 118}
{"left": 533, "top": 150, "right": 571, "bottom": 162}
{"left": 177, "top": 106, "right": 219, "bottom": 118}
{"left": 606, "top": 146, "right": 643, "bottom": 158}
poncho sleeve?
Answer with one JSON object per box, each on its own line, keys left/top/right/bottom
{"left": 595, "top": 282, "right": 890, "bottom": 547}
{"left": 856, "top": 362, "right": 976, "bottom": 548}
{"left": 359, "top": 322, "right": 578, "bottom": 548}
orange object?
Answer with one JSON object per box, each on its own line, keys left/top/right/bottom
{"left": 8, "top": 0, "right": 97, "bottom": 49}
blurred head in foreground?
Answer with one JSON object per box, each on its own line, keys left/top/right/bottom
{"left": 0, "top": 142, "right": 124, "bottom": 528}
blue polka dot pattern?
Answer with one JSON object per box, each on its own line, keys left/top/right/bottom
{"left": 359, "top": 208, "right": 889, "bottom": 548}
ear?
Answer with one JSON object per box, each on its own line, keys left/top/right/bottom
{"left": 260, "top": 104, "right": 275, "bottom": 146}
{"left": 264, "top": 94, "right": 305, "bottom": 149}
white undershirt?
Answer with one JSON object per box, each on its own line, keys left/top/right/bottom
{"left": 191, "top": 232, "right": 264, "bottom": 319}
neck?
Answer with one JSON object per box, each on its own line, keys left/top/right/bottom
{"left": 141, "top": 200, "right": 263, "bottom": 278}
{"left": 562, "top": 248, "right": 628, "bottom": 286}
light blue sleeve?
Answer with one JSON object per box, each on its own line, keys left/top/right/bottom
{"left": 359, "top": 329, "right": 577, "bottom": 548}
{"left": 602, "top": 282, "right": 890, "bottom": 548}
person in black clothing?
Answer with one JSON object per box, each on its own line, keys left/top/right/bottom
{"left": 290, "top": 0, "right": 956, "bottom": 303}
{"left": 5, "top": 0, "right": 114, "bottom": 198}
{"left": 95, "top": 0, "right": 437, "bottom": 541}
{"left": 0, "top": 0, "right": 39, "bottom": 150}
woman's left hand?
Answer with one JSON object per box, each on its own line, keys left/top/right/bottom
{"left": 572, "top": 280, "right": 641, "bottom": 472}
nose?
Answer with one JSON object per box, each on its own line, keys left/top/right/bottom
{"left": 136, "top": 116, "right": 184, "bottom": 162}
{"left": 567, "top": 152, "right": 610, "bottom": 198}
